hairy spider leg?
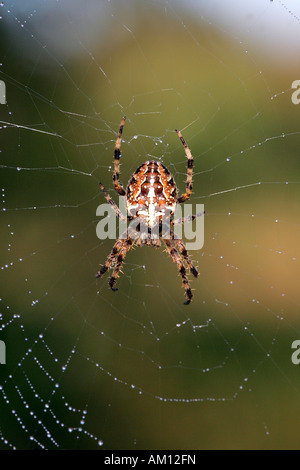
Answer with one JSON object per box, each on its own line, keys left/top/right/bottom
{"left": 176, "top": 129, "right": 194, "bottom": 204}
{"left": 96, "top": 231, "right": 128, "bottom": 279}
{"left": 164, "top": 239, "right": 193, "bottom": 305}
{"left": 113, "top": 116, "right": 126, "bottom": 196}
{"left": 108, "top": 238, "right": 134, "bottom": 291}
{"left": 170, "top": 229, "right": 198, "bottom": 278}
{"left": 99, "top": 182, "right": 127, "bottom": 222}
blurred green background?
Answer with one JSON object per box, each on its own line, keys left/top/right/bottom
{"left": 0, "top": 0, "right": 299, "bottom": 450}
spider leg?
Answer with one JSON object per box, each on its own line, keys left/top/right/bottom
{"left": 171, "top": 211, "right": 205, "bottom": 226}
{"left": 113, "top": 116, "right": 126, "bottom": 196}
{"left": 96, "top": 233, "right": 127, "bottom": 279}
{"left": 175, "top": 129, "right": 194, "bottom": 204}
{"left": 170, "top": 229, "right": 198, "bottom": 278}
{"left": 151, "top": 238, "right": 161, "bottom": 248}
{"left": 99, "top": 182, "right": 127, "bottom": 222}
{"left": 164, "top": 239, "right": 193, "bottom": 305}
{"left": 135, "top": 234, "right": 160, "bottom": 247}
{"left": 108, "top": 238, "right": 134, "bottom": 291}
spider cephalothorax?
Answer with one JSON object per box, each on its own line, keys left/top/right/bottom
{"left": 96, "top": 116, "right": 202, "bottom": 304}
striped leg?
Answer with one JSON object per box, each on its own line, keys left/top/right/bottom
{"left": 99, "top": 182, "right": 127, "bottom": 222}
{"left": 109, "top": 238, "right": 134, "bottom": 291}
{"left": 164, "top": 239, "right": 193, "bottom": 305}
{"left": 170, "top": 230, "right": 198, "bottom": 278}
{"left": 113, "top": 116, "right": 126, "bottom": 196}
{"left": 175, "top": 129, "right": 194, "bottom": 203}
{"left": 96, "top": 233, "right": 127, "bottom": 279}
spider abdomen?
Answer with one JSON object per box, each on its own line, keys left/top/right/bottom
{"left": 126, "top": 160, "right": 177, "bottom": 225}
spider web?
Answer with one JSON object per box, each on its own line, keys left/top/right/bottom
{"left": 0, "top": 0, "right": 300, "bottom": 450}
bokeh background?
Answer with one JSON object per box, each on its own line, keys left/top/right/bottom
{"left": 0, "top": 0, "right": 300, "bottom": 450}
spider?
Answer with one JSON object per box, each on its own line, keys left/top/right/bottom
{"left": 96, "top": 116, "right": 204, "bottom": 304}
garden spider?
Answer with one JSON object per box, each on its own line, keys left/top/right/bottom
{"left": 96, "top": 116, "right": 203, "bottom": 304}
